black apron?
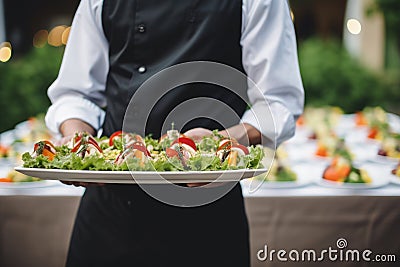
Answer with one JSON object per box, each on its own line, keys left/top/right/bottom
{"left": 66, "top": 0, "right": 250, "bottom": 266}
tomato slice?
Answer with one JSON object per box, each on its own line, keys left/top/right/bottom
{"left": 217, "top": 139, "right": 233, "bottom": 152}
{"left": 109, "top": 131, "right": 123, "bottom": 146}
{"left": 71, "top": 140, "right": 82, "bottom": 153}
{"left": 88, "top": 136, "right": 103, "bottom": 153}
{"left": 132, "top": 142, "right": 151, "bottom": 157}
{"left": 172, "top": 137, "right": 196, "bottom": 151}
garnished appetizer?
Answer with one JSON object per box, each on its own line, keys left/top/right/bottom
{"left": 21, "top": 130, "right": 264, "bottom": 172}
{"left": 322, "top": 156, "right": 371, "bottom": 183}
{"left": 115, "top": 140, "right": 151, "bottom": 166}
{"left": 216, "top": 139, "right": 249, "bottom": 167}
{"left": 33, "top": 140, "right": 57, "bottom": 161}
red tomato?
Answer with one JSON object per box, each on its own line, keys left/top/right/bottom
{"left": 172, "top": 137, "right": 196, "bottom": 151}
{"left": 132, "top": 142, "right": 150, "bottom": 157}
{"left": 109, "top": 131, "right": 123, "bottom": 146}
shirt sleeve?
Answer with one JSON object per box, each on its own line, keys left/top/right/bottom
{"left": 45, "top": 0, "right": 108, "bottom": 135}
{"left": 240, "top": 0, "right": 304, "bottom": 146}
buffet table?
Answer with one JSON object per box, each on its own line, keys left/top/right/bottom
{"left": 1, "top": 111, "right": 400, "bottom": 266}
{"left": 1, "top": 183, "right": 400, "bottom": 267}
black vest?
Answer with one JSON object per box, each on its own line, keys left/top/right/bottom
{"left": 101, "top": 0, "right": 247, "bottom": 138}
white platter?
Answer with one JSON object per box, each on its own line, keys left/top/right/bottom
{"left": 316, "top": 163, "right": 390, "bottom": 189}
{"left": 14, "top": 167, "right": 268, "bottom": 184}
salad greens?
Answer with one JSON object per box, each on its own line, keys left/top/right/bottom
{"left": 22, "top": 131, "right": 265, "bottom": 172}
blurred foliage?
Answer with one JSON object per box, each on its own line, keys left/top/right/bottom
{"left": 298, "top": 38, "right": 399, "bottom": 113}
{"left": 0, "top": 39, "right": 399, "bottom": 134}
{"left": 369, "top": 0, "right": 400, "bottom": 69}
{"left": 0, "top": 45, "right": 64, "bottom": 132}
{"left": 370, "top": 0, "right": 400, "bottom": 34}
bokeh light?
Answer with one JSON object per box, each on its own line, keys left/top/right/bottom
{"left": 0, "top": 42, "right": 12, "bottom": 62}
{"left": 347, "top": 19, "right": 362, "bottom": 35}
{"left": 48, "top": 25, "right": 67, "bottom": 47}
{"left": 61, "top": 27, "right": 71, "bottom": 45}
{"left": 33, "top": 30, "right": 49, "bottom": 48}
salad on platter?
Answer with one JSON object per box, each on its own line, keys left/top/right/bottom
{"left": 21, "top": 130, "right": 265, "bottom": 172}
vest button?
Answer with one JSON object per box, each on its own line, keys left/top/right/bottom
{"left": 138, "top": 66, "right": 146, "bottom": 73}
{"left": 137, "top": 24, "right": 146, "bottom": 33}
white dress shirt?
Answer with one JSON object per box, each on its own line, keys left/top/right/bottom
{"left": 46, "top": 0, "right": 304, "bottom": 146}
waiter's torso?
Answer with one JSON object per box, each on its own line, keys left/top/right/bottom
{"left": 101, "top": 0, "right": 247, "bottom": 138}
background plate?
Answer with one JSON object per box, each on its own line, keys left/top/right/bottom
{"left": 317, "top": 163, "right": 390, "bottom": 189}
{"left": 242, "top": 163, "right": 326, "bottom": 189}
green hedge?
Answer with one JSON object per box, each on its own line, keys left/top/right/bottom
{"left": 298, "top": 38, "right": 399, "bottom": 113}
{"left": 0, "top": 45, "right": 63, "bottom": 132}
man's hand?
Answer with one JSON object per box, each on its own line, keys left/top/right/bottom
{"left": 219, "top": 123, "right": 261, "bottom": 146}
{"left": 58, "top": 119, "right": 103, "bottom": 187}
{"left": 183, "top": 128, "right": 213, "bottom": 142}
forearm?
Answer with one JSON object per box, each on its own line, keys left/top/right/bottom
{"left": 219, "top": 123, "right": 261, "bottom": 146}
{"left": 60, "top": 119, "right": 96, "bottom": 137}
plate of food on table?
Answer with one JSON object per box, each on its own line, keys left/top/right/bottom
{"left": 0, "top": 168, "right": 60, "bottom": 189}
{"left": 242, "top": 147, "right": 325, "bottom": 189}
{"left": 15, "top": 129, "right": 268, "bottom": 184}
{"left": 318, "top": 155, "right": 390, "bottom": 189}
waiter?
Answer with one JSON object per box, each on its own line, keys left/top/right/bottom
{"left": 45, "top": 0, "right": 304, "bottom": 266}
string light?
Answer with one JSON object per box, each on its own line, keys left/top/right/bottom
{"left": 48, "top": 25, "right": 67, "bottom": 47}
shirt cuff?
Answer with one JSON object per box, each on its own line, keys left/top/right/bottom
{"left": 45, "top": 95, "right": 105, "bottom": 135}
{"left": 241, "top": 101, "right": 295, "bottom": 147}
